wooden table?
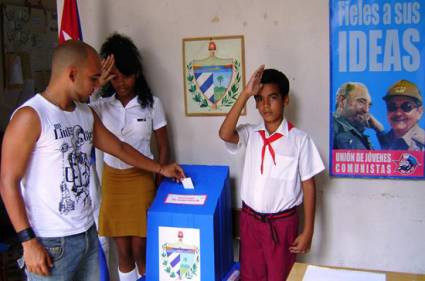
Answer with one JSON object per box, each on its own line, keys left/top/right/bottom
{"left": 288, "top": 263, "right": 425, "bottom": 281}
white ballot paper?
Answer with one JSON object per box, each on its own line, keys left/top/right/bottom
{"left": 302, "top": 265, "right": 385, "bottom": 281}
{"left": 182, "top": 177, "right": 194, "bottom": 189}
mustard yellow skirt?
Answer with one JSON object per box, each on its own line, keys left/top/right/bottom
{"left": 98, "top": 164, "right": 156, "bottom": 237}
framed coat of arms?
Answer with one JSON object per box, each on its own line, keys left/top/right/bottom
{"left": 182, "top": 35, "right": 246, "bottom": 116}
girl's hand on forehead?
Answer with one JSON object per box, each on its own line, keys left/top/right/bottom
{"left": 99, "top": 54, "right": 116, "bottom": 87}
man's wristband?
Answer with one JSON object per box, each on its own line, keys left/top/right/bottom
{"left": 16, "top": 227, "right": 36, "bottom": 243}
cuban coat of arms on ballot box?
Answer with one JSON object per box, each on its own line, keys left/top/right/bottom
{"left": 159, "top": 227, "right": 201, "bottom": 280}
{"left": 183, "top": 36, "right": 245, "bottom": 116}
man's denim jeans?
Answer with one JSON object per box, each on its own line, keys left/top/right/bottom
{"left": 23, "top": 225, "right": 99, "bottom": 281}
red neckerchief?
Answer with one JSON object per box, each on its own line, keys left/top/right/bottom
{"left": 258, "top": 122, "right": 294, "bottom": 174}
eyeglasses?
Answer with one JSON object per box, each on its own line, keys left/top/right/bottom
{"left": 386, "top": 102, "right": 417, "bottom": 113}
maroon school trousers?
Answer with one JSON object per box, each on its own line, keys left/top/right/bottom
{"left": 240, "top": 203, "right": 299, "bottom": 281}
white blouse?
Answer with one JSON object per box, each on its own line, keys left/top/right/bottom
{"left": 90, "top": 95, "right": 167, "bottom": 169}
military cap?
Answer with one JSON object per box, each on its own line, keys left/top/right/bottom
{"left": 383, "top": 79, "right": 422, "bottom": 103}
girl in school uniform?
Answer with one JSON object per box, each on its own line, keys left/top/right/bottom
{"left": 91, "top": 33, "right": 170, "bottom": 281}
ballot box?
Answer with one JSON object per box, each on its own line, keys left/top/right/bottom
{"left": 146, "top": 165, "right": 234, "bottom": 281}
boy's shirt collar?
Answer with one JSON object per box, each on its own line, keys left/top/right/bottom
{"left": 254, "top": 118, "right": 289, "bottom": 137}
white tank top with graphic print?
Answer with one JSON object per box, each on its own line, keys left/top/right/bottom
{"left": 16, "top": 94, "right": 94, "bottom": 237}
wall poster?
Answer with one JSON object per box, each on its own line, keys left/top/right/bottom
{"left": 330, "top": 0, "right": 425, "bottom": 179}
{"left": 182, "top": 35, "right": 245, "bottom": 116}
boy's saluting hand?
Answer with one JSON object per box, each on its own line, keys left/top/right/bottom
{"left": 219, "top": 64, "right": 266, "bottom": 144}
{"left": 242, "top": 64, "right": 265, "bottom": 98}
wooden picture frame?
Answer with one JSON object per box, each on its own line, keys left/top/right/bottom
{"left": 182, "top": 35, "right": 246, "bottom": 116}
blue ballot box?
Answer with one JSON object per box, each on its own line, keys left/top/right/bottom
{"left": 146, "top": 165, "right": 234, "bottom": 281}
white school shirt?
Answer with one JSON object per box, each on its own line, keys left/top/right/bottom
{"left": 225, "top": 119, "right": 325, "bottom": 213}
{"left": 90, "top": 95, "right": 167, "bottom": 169}
{"left": 17, "top": 94, "right": 95, "bottom": 237}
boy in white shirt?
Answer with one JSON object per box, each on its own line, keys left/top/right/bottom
{"left": 219, "top": 66, "right": 324, "bottom": 281}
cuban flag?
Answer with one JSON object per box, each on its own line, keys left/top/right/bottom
{"left": 58, "top": 0, "right": 83, "bottom": 43}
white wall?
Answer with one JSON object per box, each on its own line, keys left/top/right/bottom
{"left": 0, "top": 0, "right": 56, "bottom": 130}
{"left": 57, "top": 0, "right": 425, "bottom": 274}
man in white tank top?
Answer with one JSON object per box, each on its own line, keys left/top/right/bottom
{"left": 0, "top": 40, "right": 185, "bottom": 280}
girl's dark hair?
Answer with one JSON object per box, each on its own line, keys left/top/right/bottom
{"left": 100, "top": 33, "right": 153, "bottom": 108}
